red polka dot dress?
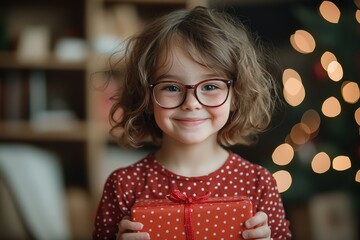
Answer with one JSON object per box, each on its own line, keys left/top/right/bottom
{"left": 92, "top": 151, "right": 292, "bottom": 239}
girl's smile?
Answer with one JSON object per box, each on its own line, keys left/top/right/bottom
{"left": 172, "top": 117, "right": 209, "bottom": 127}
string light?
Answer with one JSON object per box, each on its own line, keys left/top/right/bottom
{"left": 320, "top": 51, "right": 337, "bottom": 71}
{"left": 290, "top": 123, "right": 311, "bottom": 145}
{"left": 319, "top": 1, "right": 341, "bottom": 23}
{"left": 332, "top": 156, "right": 352, "bottom": 171}
{"left": 276, "top": 1, "right": 359, "bottom": 189}
{"left": 356, "top": 10, "right": 360, "bottom": 24}
{"left": 301, "top": 109, "right": 321, "bottom": 134}
{"left": 356, "top": 170, "right": 360, "bottom": 183}
{"left": 283, "top": 85, "right": 306, "bottom": 107}
{"left": 355, "top": 107, "right": 360, "bottom": 125}
{"left": 321, "top": 97, "right": 341, "bottom": 117}
{"left": 273, "top": 170, "right": 292, "bottom": 193}
{"left": 282, "top": 68, "right": 301, "bottom": 84}
{"left": 327, "top": 60, "right": 343, "bottom": 81}
{"left": 355, "top": 0, "right": 360, "bottom": 9}
{"left": 311, "top": 152, "right": 331, "bottom": 174}
{"left": 272, "top": 143, "right": 294, "bottom": 166}
{"left": 282, "top": 68, "right": 305, "bottom": 106}
{"left": 341, "top": 81, "right": 360, "bottom": 104}
{"left": 290, "top": 30, "right": 316, "bottom": 54}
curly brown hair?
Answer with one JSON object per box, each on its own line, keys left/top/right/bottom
{"left": 108, "top": 6, "right": 280, "bottom": 148}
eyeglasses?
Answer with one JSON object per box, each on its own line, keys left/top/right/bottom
{"left": 149, "top": 79, "right": 233, "bottom": 109}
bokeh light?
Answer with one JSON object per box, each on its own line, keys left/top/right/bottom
{"left": 273, "top": 170, "right": 292, "bottom": 193}
{"left": 301, "top": 109, "right": 321, "bottom": 134}
{"left": 282, "top": 68, "right": 302, "bottom": 85}
{"left": 282, "top": 69, "right": 304, "bottom": 105}
{"left": 320, "top": 51, "right": 337, "bottom": 71}
{"left": 319, "top": 1, "right": 341, "bottom": 23}
{"left": 355, "top": 0, "right": 360, "bottom": 8}
{"left": 322, "top": 97, "right": 341, "bottom": 117}
{"left": 290, "top": 30, "right": 316, "bottom": 54}
{"left": 356, "top": 10, "right": 360, "bottom": 24}
{"left": 355, "top": 107, "right": 360, "bottom": 125}
{"left": 341, "top": 81, "right": 359, "bottom": 104}
{"left": 272, "top": 143, "right": 294, "bottom": 166}
{"left": 311, "top": 152, "right": 331, "bottom": 174}
{"left": 284, "top": 77, "right": 303, "bottom": 96}
{"left": 283, "top": 85, "right": 306, "bottom": 107}
{"left": 327, "top": 61, "right": 343, "bottom": 81}
{"left": 356, "top": 170, "right": 360, "bottom": 183}
{"left": 290, "top": 123, "right": 311, "bottom": 145}
{"left": 332, "top": 156, "right": 351, "bottom": 171}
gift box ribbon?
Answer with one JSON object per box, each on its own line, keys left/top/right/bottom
{"left": 167, "top": 190, "right": 212, "bottom": 240}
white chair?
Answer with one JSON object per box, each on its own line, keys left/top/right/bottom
{"left": 0, "top": 144, "right": 71, "bottom": 240}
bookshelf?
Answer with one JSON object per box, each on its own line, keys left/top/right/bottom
{"left": 0, "top": 0, "right": 208, "bottom": 237}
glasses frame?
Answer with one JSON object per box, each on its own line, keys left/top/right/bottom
{"left": 149, "top": 79, "right": 233, "bottom": 109}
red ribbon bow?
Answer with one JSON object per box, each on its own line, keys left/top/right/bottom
{"left": 167, "top": 190, "right": 211, "bottom": 240}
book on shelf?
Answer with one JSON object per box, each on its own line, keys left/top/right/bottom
{"left": 29, "top": 70, "right": 47, "bottom": 122}
{"left": 2, "top": 71, "right": 29, "bottom": 121}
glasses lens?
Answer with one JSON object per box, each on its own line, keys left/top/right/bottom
{"left": 153, "top": 82, "right": 185, "bottom": 108}
{"left": 196, "top": 80, "right": 229, "bottom": 107}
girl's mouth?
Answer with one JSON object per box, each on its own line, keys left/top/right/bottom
{"left": 173, "top": 118, "right": 207, "bottom": 127}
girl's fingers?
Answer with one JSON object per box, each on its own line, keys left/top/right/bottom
{"left": 242, "top": 225, "right": 271, "bottom": 239}
{"left": 117, "top": 216, "right": 149, "bottom": 240}
{"left": 245, "top": 211, "right": 268, "bottom": 228}
{"left": 121, "top": 232, "right": 150, "bottom": 240}
{"left": 118, "top": 216, "right": 144, "bottom": 233}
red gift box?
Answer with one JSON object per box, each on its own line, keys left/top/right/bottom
{"left": 131, "top": 190, "right": 253, "bottom": 240}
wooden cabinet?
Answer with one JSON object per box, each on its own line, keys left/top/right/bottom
{"left": 0, "top": 0, "right": 208, "bottom": 205}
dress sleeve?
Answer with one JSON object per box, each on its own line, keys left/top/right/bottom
{"left": 92, "top": 171, "right": 129, "bottom": 240}
{"left": 256, "top": 168, "right": 292, "bottom": 240}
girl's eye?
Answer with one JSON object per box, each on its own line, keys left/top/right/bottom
{"left": 201, "top": 84, "right": 219, "bottom": 91}
{"left": 161, "top": 84, "right": 182, "bottom": 92}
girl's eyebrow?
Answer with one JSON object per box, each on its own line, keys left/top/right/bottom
{"left": 155, "top": 74, "right": 178, "bottom": 81}
{"left": 155, "top": 73, "right": 227, "bottom": 82}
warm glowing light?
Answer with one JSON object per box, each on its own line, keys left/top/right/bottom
{"left": 290, "top": 35, "right": 303, "bottom": 53}
{"left": 356, "top": 170, "right": 360, "bottom": 183}
{"left": 356, "top": 10, "right": 360, "bottom": 24}
{"left": 327, "top": 61, "right": 343, "bottom": 81}
{"left": 282, "top": 68, "right": 301, "bottom": 85}
{"left": 273, "top": 170, "right": 292, "bottom": 193}
{"left": 272, "top": 143, "right": 294, "bottom": 166}
{"left": 301, "top": 109, "right": 321, "bottom": 134}
{"left": 283, "top": 85, "right": 306, "bottom": 107}
{"left": 319, "top": 1, "right": 341, "bottom": 23}
{"left": 332, "top": 156, "right": 351, "bottom": 171}
{"left": 342, "top": 81, "right": 359, "bottom": 104}
{"left": 320, "top": 51, "right": 337, "bottom": 71}
{"left": 290, "top": 123, "right": 311, "bottom": 145}
{"left": 322, "top": 97, "right": 341, "bottom": 117}
{"left": 355, "top": 108, "right": 360, "bottom": 125}
{"left": 290, "top": 30, "right": 316, "bottom": 54}
{"left": 356, "top": 0, "right": 360, "bottom": 8}
{"left": 311, "top": 152, "right": 331, "bottom": 174}
{"left": 284, "top": 77, "right": 303, "bottom": 96}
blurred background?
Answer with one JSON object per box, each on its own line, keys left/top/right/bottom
{"left": 0, "top": 0, "right": 359, "bottom": 239}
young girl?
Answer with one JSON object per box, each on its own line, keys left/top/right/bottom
{"left": 93, "top": 6, "right": 291, "bottom": 240}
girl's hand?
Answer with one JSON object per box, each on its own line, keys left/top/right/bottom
{"left": 242, "top": 211, "right": 271, "bottom": 240}
{"left": 117, "top": 216, "right": 150, "bottom": 240}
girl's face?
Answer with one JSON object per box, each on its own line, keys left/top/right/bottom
{"left": 151, "top": 44, "right": 232, "bottom": 146}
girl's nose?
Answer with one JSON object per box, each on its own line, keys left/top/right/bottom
{"left": 180, "top": 90, "right": 202, "bottom": 111}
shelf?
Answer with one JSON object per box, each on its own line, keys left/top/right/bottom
{"left": 0, "top": 52, "right": 87, "bottom": 71}
{"left": 0, "top": 120, "right": 87, "bottom": 141}
{"left": 104, "top": 0, "right": 186, "bottom": 5}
